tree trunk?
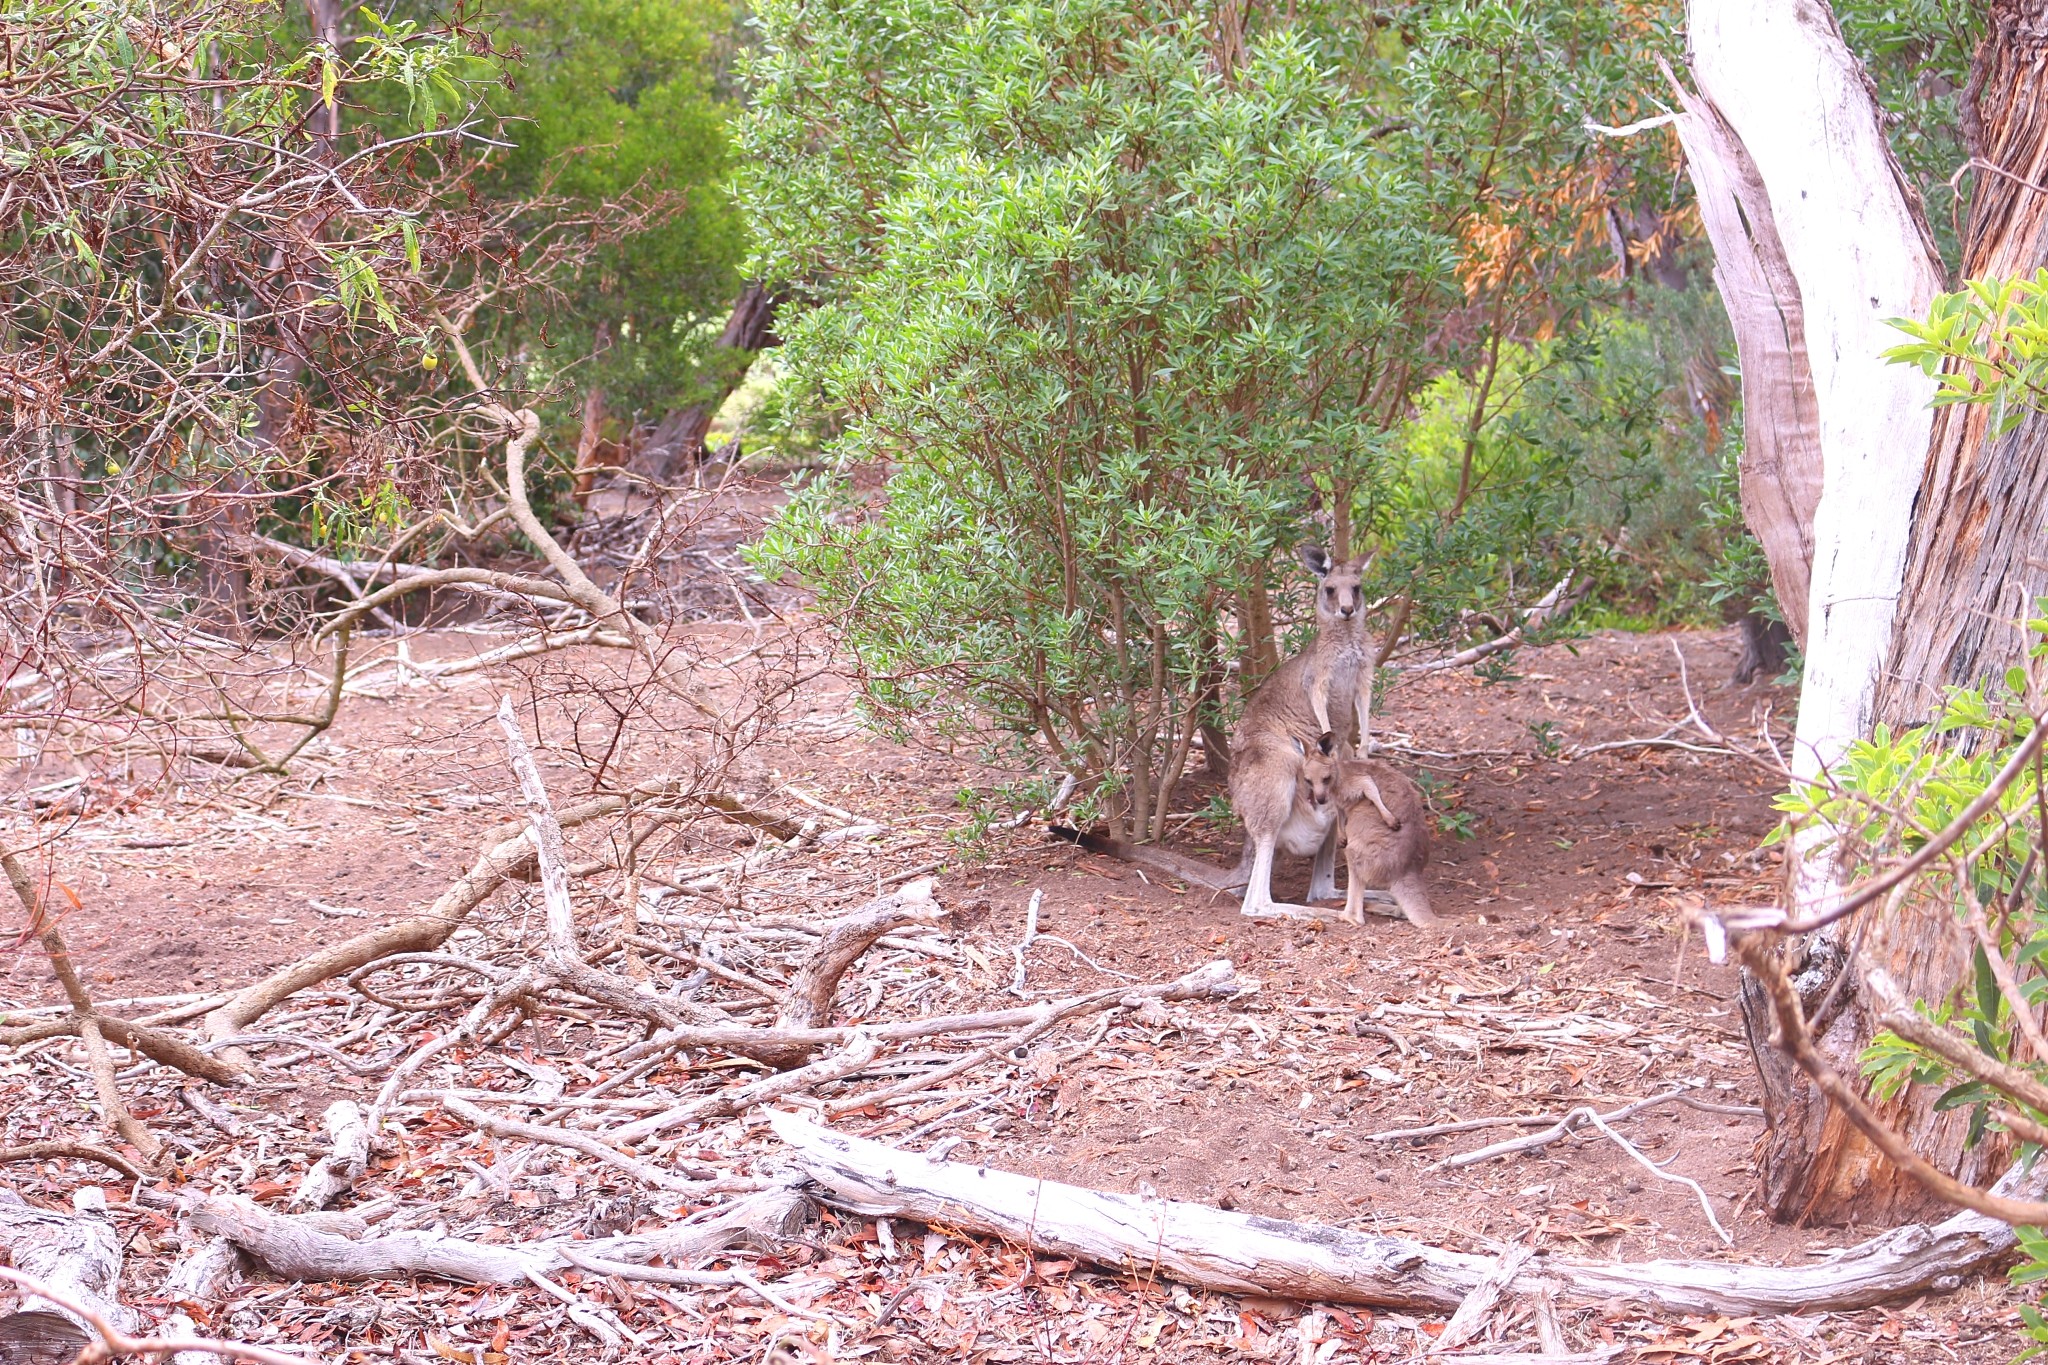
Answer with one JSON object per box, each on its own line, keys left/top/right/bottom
{"left": 1679, "top": 0, "right": 2048, "bottom": 1224}
{"left": 1878, "top": 1, "right": 2048, "bottom": 722}
{"left": 570, "top": 322, "right": 613, "bottom": 508}
{"left": 636, "top": 282, "right": 780, "bottom": 482}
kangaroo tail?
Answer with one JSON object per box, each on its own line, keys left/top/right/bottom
{"left": 1390, "top": 871, "right": 1438, "bottom": 927}
{"left": 1048, "top": 827, "right": 1241, "bottom": 892}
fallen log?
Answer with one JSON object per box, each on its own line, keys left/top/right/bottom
{"left": 182, "top": 1183, "right": 808, "bottom": 1286}
{"left": 0, "top": 1188, "right": 134, "bottom": 1361}
{"left": 771, "top": 1113, "right": 2041, "bottom": 1314}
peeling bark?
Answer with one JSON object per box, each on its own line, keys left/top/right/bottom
{"left": 1680, "top": 0, "right": 2048, "bottom": 1224}
{"left": 1667, "top": 82, "right": 1821, "bottom": 645}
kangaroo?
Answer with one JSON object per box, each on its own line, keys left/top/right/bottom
{"left": 1228, "top": 733, "right": 1339, "bottom": 916}
{"left": 1331, "top": 758, "right": 1436, "bottom": 927}
{"left": 1227, "top": 546, "right": 1393, "bottom": 914}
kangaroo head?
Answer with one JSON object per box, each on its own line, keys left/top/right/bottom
{"left": 1295, "top": 751, "right": 1336, "bottom": 810}
{"left": 1300, "top": 544, "right": 1371, "bottom": 625}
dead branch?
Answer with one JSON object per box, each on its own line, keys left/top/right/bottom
{"left": 0, "top": 1141, "right": 144, "bottom": 1181}
{"left": 437, "top": 1093, "right": 705, "bottom": 1191}
{"left": 610, "top": 959, "right": 1243, "bottom": 1070}
{"left": 773, "top": 1111, "right": 2036, "bottom": 1313}
{"left": 293, "top": 1101, "right": 372, "bottom": 1211}
{"left": 779, "top": 879, "right": 950, "bottom": 1034}
{"left": 1432, "top": 1245, "right": 1533, "bottom": 1354}
{"left": 182, "top": 1183, "right": 808, "bottom": 1286}
{"left": 1395, "top": 577, "right": 1579, "bottom": 678}
{"left": 608, "top": 1032, "right": 881, "bottom": 1143}
{"left": 201, "top": 787, "right": 654, "bottom": 1045}
{"left": 0, "top": 1189, "right": 134, "bottom": 1355}
{"left": 1436, "top": 1088, "right": 1748, "bottom": 1165}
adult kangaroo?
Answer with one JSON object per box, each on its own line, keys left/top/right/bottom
{"left": 1228, "top": 546, "right": 1393, "bottom": 916}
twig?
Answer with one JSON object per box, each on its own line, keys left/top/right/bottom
{"left": 1696, "top": 688, "right": 2048, "bottom": 943}
{"left": 1010, "top": 890, "right": 1043, "bottom": 997}
{"left": 1581, "top": 1107, "right": 1732, "bottom": 1245}
{"left": 1394, "top": 576, "right": 1578, "bottom": 677}
{"left": 1438, "top": 1088, "right": 1734, "bottom": 1166}
{"left": 0, "top": 1140, "right": 144, "bottom": 1180}
{"left": 555, "top": 1248, "right": 839, "bottom": 1323}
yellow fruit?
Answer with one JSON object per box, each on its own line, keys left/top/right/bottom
{"left": 421, "top": 353, "right": 439, "bottom": 371}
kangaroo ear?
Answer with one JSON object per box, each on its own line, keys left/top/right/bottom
{"left": 1316, "top": 731, "right": 1336, "bottom": 757}
{"left": 1300, "top": 544, "right": 1332, "bottom": 577}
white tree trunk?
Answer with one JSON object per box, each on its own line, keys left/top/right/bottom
{"left": 1688, "top": 0, "right": 1943, "bottom": 785}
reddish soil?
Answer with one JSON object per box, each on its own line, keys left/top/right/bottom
{"left": 0, "top": 489, "right": 2027, "bottom": 1361}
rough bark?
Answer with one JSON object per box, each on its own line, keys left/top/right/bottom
{"left": 1879, "top": 0, "right": 2048, "bottom": 723}
{"left": 183, "top": 1184, "right": 807, "bottom": 1284}
{"left": 0, "top": 1190, "right": 134, "bottom": 1359}
{"left": 1675, "top": 0, "right": 2039, "bottom": 1225}
{"left": 1783, "top": 0, "right": 2048, "bottom": 1227}
{"left": 637, "top": 283, "right": 780, "bottom": 482}
{"left": 773, "top": 1114, "right": 2041, "bottom": 1313}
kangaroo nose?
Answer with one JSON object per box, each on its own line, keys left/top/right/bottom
{"left": 1339, "top": 605, "right": 1354, "bottom": 618}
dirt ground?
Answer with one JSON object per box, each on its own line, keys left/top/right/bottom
{"left": 0, "top": 487, "right": 2033, "bottom": 1363}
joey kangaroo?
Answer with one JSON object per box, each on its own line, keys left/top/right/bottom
{"left": 1228, "top": 546, "right": 1392, "bottom": 914}
{"left": 1228, "top": 733, "right": 1339, "bottom": 916}
{"left": 1331, "top": 758, "right": 1436, "bottom": 926}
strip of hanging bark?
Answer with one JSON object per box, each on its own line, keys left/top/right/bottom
{"left": 1661, "top": 61, "right": 1821, "bottom": 643}
{"left": 181, "top": 1183, "right": 807, "bottom": 1285}
{"left": 771, "top": 1112, "right": 2041, "bottom": 1313}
